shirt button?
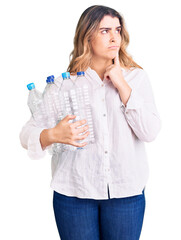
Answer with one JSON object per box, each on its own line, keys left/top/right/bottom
{"left": 105, "top": 168, "right": 110, "bottom": 172}
{"left": 103, "top": 114, "right": 106, "bottom": 117}
{"left": 105, "top": 151, "right": 108, "bottom": 154}
{"left": 102, "top": 99, "right": 104, "bottom": 101}
{"left": 101, "top": 84, "right": 104, "bottom": 87}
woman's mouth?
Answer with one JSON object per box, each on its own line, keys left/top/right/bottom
{"left": 108, "top": 46, "right": 119, "bottom": 49}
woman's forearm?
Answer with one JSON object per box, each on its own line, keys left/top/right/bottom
{"left": 117, "top": 81, "right": 132, "bottom": 107}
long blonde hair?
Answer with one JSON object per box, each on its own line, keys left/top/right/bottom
{"left": 67, "top": 5, "right": 143, "bottom": 74}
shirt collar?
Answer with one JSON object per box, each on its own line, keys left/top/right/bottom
{"left": 85, "top": 66, "right": 128, "bottom": 85}
{"left": 86, "top": 66, "right": 127, "bottom": 74}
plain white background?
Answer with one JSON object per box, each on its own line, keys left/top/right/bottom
{"left": 1, "top": 0, "right": 181, "bottom": 239}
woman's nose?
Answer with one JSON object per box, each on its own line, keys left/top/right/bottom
{"left": 110, "top": 32, "right": 116, "bottom": 42}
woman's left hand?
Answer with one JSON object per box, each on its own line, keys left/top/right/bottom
{"left": 104, "top": 51, "right": 132, "bottom": 106}
{"left": 104, "top": 51, "right": 125, "bottom": 89}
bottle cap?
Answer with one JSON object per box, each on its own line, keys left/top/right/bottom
{"left": 46, "top": 75, "right": 54, "bottom": 83}
{"left": 77, "top": 71, "right": 85, "bottom": 76}
{"left": 62, "top": 72, "right": 70, "bottom": 80}
{"left": 49, "top": 75, "right": 54, "bottom": 80}
{"left": 47, "top": 75, "right": 55, "bottom": 81}
{"left": 50, "top": 78, "right": 54, "bottom": 83}
{"left": 27, "top": 83, "right": 35, "bottom": 90}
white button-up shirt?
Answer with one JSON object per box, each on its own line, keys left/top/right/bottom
{"left": 20, "top": 67, "right": 161, "bottom": 199}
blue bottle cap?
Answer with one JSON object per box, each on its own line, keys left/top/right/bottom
{"left": 49, "top": 75, "right": 54, "bottom": 80}
{"left": 62, "top": 72, "right": 70, "bottom": 80}
{"left": 50, "top": 77, "right": 54, "bottom": 83}
{"left": 46, "top": 75, "right": 54, "bottom": 83}
{"left": 77, "top": 71, "right": 85, "bottom": 76}
{"left": 27, "top": 83, "right": 35, "bottom": 90}
{"left": 47, "top": 75, "right": 54, "bottom": 80}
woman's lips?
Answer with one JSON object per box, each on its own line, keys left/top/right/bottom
{"left": 108, "top": 46, "right": 119, "bottom": 49}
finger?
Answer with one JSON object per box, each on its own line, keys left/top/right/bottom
{"left": 76, "top": 124, "right": 89, "bottom": 134}
{"left": 72, "top": 119, "right": 87, "bottom": 128}
{"left": 76, "top": 131, "right": 90, "bottom": 141}
{"left": 113, "top": 51, "right": 120, "bottom": 66}
{"left": 69, "top": 131, "right": 90, "bottom": 147}
{"left": 64, "top": 114, "right": 76, "bottom": 121}
{"left": 104, "top": 71, "right": 110, "bottom": 81}
{"left": 76, "top": 131, "right": 90, "bottom": 140}
{"left": 71, "top": 140, "right": 88, "bottom": 148}
{"left": 104, "top": 65, "right": 114, "bottom": 80}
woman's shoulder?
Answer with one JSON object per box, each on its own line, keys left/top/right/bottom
{"left": 124, "top": 67, "right": 150, "bottom": 88}
{"left": 128, "top": 67, "right": 149, "bottom": 78}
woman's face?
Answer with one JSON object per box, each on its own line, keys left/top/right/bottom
{"left": 91, "top": 15, "right": 122, "bottom": 61}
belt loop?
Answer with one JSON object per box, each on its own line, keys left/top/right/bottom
{"left": 107, "top": 184, "right": 110, "bottom": 199}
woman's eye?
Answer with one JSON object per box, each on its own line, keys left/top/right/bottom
{"left": 101, "top": 29, "right": 121, "bottom": 34}
{"left": 116, "top": 29, "right": 121, "bottom": 33}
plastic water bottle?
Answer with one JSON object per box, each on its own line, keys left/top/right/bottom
{"left": 75, "top": 71, "right": 95, "bottom": 144}
{"left": 43, "top": 75, "right": 61, "bottom": 128}
{"left": 27, "top": 83, "right": 47, "bottom": 128}
{"left": 43, "top": 75, "right": 55, "bottom": 95}
{"left": 59, "top": 72, "right": 77, "bottom": 121}
{"left": 55, "top": 72, "right": 78, "bottom": 151}
{"left": 42, "top": 75, "right": 63, "bottom": 154}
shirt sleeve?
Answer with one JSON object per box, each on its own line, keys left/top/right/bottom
{"left": 19, "top": 116, "right": 47, "bottom": 159}
{"left": 121, "top": 70, "right": 162, "bottom": 142}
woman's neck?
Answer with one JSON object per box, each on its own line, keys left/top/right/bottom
{"left": 90, "top": 57, "right": 113, "bottom": 81}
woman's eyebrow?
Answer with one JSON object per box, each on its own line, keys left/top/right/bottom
{"left": 99, "top": 26, "right": 121, "bottom": 30}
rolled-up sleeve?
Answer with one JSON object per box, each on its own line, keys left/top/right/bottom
{"left": 121, "top": 70, "right": 162, "bottom": 142}
{"left": 19, "top": 117, "right": 47, "bottom": 159}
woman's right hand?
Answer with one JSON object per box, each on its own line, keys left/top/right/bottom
{"left": 40, "top": 115, "right": 90, "bottom": 149}
{"left": 52, "top": 115, "right": 90, "bottom": 147}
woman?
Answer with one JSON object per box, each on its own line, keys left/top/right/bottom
{"left": 20, "top": 5, "right": 161, "bottom": 240}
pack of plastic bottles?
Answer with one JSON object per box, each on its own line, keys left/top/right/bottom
{"left": 26, "top": 71, "right": 95, "bottom": 154}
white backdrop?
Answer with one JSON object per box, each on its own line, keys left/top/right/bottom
{"left": 1, "top": 0, "right": 181, "bottom": 239}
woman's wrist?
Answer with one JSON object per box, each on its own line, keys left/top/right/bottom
{"left": 40, "top": 128, "right": 55, "bottom": 150}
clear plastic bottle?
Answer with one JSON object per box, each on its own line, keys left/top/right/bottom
{"left": 75, "top": 71, "right": 95, "bottom": 145}
{"left": 41, "top": 75, "right": 62, "bottom": 155}
{"left": 27, "top": 83, "right": 47, "bottom": 128}
{"left": 43, "top": 75, "right": 61, "bottom": 128}
{"left": 59, "top": 72, "right": 77, "bottom": 122}
{"left": 43, "top": 75, "right": 54, "bottom": 94}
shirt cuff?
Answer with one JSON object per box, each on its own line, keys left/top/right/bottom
{"left": 121, "top": 89, "right": 144, "bottom": 112}
{"left": 27, "top": 128, "right": 46, "bottom": 159}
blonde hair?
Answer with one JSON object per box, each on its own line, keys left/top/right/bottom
{"left": 67, "top": 5, "right": 143, "bottom": 74}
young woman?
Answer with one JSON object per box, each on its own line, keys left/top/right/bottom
{"left": 20, "top": 5, "right": 161, "bottom": 240}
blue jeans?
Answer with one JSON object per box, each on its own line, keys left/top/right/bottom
{"left": 53, "top": 188, "right": 145, "bottom": 240}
